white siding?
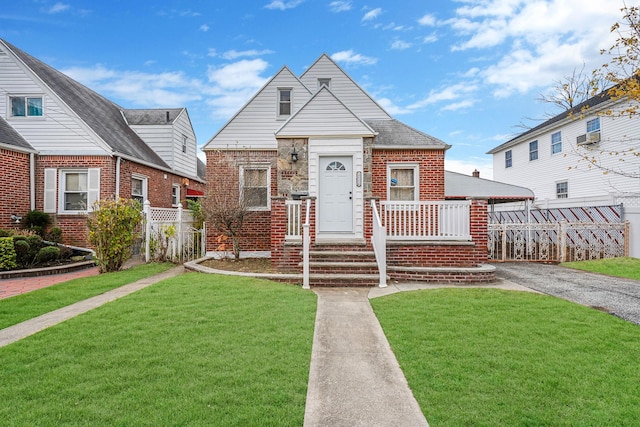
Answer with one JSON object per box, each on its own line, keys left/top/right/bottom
{"left": 129, "top": 124, "right": 173, "bottom": 160}
{"left": 300, "top": 55, "right": 390, "bottom": 120}
{"left": 204, "top": 67, "right": 312, "bottom": 150}
{"left": 0, "top": 50, "right": 109, "bottom": 155}
{"left": 309, "top": 137, "right": 364, "bottom": 239}
{"left": 493, "top": 109, "right": 640, "bottom": 201}
{"left": 171, "top": 109, "right": 198, "bottom": 177}
{"left": 276, "top": 88, "right": 375, "bottom": 138}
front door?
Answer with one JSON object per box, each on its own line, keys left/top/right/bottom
{"left": 318, "top": 156, "right": 353, "bottom": 233}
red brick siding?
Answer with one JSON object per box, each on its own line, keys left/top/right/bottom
{"left": 371, "top": 149, "right": 445, "bottom": 200}
{"left": 205, "top": 150, "right": 276, "bottom": 252}
{"left": 0, "top": 149, "right": 31, "bottom": 231}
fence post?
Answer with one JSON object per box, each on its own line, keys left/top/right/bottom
{"left": 559, "top": 221, "right": 567, "bottom": 262}
{"left": 177, "top": 203, "right": 183, "bottom": 262}
{"left": 501, "top": 223, "right": 507, "bottom": 261}
{"left": 144, "top": 200, "right": 151, "bottom": 262}
{"left": 624, "top": 220, "right": 630, "bottom": 257}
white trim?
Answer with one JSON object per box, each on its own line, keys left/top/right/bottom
{"left": 132, "top": 173, "right": 148, "bottom": 204}
{"left": 172, "top": 184, "right": 181, "bottom": 207}
{"left": 239, "top": 163, "right": 272, "bottom": 211}
{"left": 387, "top": 163, "right": 419, "bottom": 201}
{"left": 56, "top": 168, "right": 100, "bottom": 214}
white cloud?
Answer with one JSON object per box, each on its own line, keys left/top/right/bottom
{"left": 445, "top": 158, "right": 494, "bottom": 180}
{"left": 418, "top": 14, "right": 436, "bottom": 26}
{"left": 331, "top": 49, "right": 377, "bottom": 65}
{"left": 362, "top": 7, "right": 382, "bottom": 21}
{"left": 407, "top": 82, "right": 479, "bottom": 110}
{"left": 200, "top": 24, "right": 209, "bottom": 32}
{"left": 422, "top": 34, "right": 438, "bottom": 44}
{"left": 207, "top": 59, "right": 269, "bottom": 90}
{"left": 391, "top": 40, "right": 412, "bottom": 50}
{"left": 221, "top": 49, "right": 274, "bottom": 60}
{"left": 329, "top": 1, "right": 351, "bottom": 12}
{"left": 207, "top": 48, "right": 217, "bottom": 57}
{"left": 46, "top": 2, "right": 70, "bottom": 14}
{"left": 376, "top": 97, "right": 411, "bottom": 115}
{"left": 265, "top": 0, "right": 304, "bottom": 10}
{"left": 442, "top": 99, "right": 476, "bottom": 111}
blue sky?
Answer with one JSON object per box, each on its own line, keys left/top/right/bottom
{"left": 1, "top": 0, "right": 635, "bottom": 178}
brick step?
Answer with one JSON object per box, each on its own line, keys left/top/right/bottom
{"left": 305, "top": 261, "right": 379, "bottom": 275}
{"left": 308, "top": 273, "right": 381, "bottom": 287}
{"left": 306, "top": 250, "right": 376, "bottom": 263}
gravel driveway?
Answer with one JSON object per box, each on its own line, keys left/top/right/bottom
{"left": 495, "top": 262, "right": 640, "bottom": 326}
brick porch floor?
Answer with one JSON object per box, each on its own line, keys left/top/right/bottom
{"left": 0, "top": 266, "right": 100, "bottom": 300}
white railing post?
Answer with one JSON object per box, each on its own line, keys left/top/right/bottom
{"left": 371, "top": 200, "right": 387, "bottom": 288}
{"left": 302, "top": 198, "right": 311, "bottom": 289}
{"left": 143, "top": 200, "right": 151, "bottom": 262}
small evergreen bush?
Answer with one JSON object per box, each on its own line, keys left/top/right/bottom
{"left": 35, "top": 246, "right": 60, "bottom": 264}
{"left": 0, "top": 237, "right": 18, "bottom": 271}
{"left": 13, "top": 239, "right": 31, "bottom": 267}
{"left": 47, "top": 227, "right": 63, "bottom": 244}
{"left": 23, "top": 210, "right": 51, "bottom": 237}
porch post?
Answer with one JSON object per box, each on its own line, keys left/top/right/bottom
{"left": 144, "top": 200, "right": 151, "bottom": 262}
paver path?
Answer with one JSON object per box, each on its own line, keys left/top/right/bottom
{"left": 304, "top": 288, "right": 429, "bottom": 427}
{"left": 496, "top": 262, "right": 640, "bottom": 325}
{"left": 0, "top": 266, "right": 100, "bottom": 300}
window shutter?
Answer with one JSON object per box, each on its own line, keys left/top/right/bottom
{"left": 43, "top": 168, "right": 57, "bottom": 213}
{"left": 87, "top": 168, "right": 101, "bottom": 211}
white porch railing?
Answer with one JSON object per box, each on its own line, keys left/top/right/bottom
{"left": 371, "top": 200, "right": 387, "bottom": 288}
{"left": 286, "top": 200, "right": 302, "bottom": 240}
{"left": 302, "top": 198, "right": 311, "bottom": 290}
{"left": 380, "top": 200, "right": 471, "bottom": 240}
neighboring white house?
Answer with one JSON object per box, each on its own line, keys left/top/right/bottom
{"left": 488, "top": 87, "right": 640, "bottom": 257}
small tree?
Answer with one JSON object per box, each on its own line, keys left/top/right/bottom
{"left": 87, "top": 198, "right": 142, "bottom": 272}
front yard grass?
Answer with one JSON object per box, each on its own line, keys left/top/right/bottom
{"left": 372, "top": 288, "right": 640, "bottom": 426}
{"left": 0, "top": 272, "right": 317, "bottom": 426}
{"left": 0, "top": 262, "right": 175, "bottom": 330}
{"left": 562, "top": 256, "right": 640, "bottom": 280}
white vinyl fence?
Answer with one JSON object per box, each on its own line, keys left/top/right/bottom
{"left": 143, "top": 201, "right": 205, "bottom": 263}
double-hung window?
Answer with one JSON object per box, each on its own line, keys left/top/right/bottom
{"left": 505, "top": 150, "right": 513, "bottom": 168}
{"left": 277, "top": 88, "right": 292, "bottom": 118}
{"left": 551, "top": 131, "right": 562, "bottom": 154}
{"left": 46, "top": 168, "right": 100, "bottom": 214}
{"left": 529, "top": 140, "right": 538, "bottom": 161}
{"left": 556, "top": 181, "right": 568, "bottom": 199}
{"left": 172, "top": 185, "right": 181, "bottom": 207}
{"left": 182, "top": 134, "right": 188, "bottom": 154}
{"left": 240, "top": 165, "right": 270, "bottom": 210}
{"left": 10, "top": 95, "right": 43, "bottom": 117}
{"left": 131, "top": 175, "right": 147, "bottom": 205}
{"left": 587, "top": 117, "right": 600, "bottom": 133}
{"left": 387, "top": 164, "right": 418, "bottom": 201}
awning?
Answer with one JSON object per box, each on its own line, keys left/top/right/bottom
{"left": 186, "top": 188, "right": 205, "bottom": 197}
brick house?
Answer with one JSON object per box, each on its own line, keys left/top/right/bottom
{"left": 204, "top": 54, "right": 494, "bottom": 285}
{"left": 0, "top": 39, "right": 205, "bottom": 246}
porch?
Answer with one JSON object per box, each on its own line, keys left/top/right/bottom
{"left": 272, "top": 197, "right": 493, "bottom": 287}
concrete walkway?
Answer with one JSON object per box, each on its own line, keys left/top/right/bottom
{"left": 0, "top": 265, "right": 183, "bottom": 348}
{"left": 304, "top": 288, "right": 429, "bottom": 427}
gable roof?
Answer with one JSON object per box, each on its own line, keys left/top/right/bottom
{"left": 1, "top": 39, "right": 169, "bottom": 168}
{"left": 275, "top": 86, "right": 376, "bottom": 137}
{"left": 366, "top": 119, "right": 450, "bottom": 150}
{"left": 444, "top": 170, "right": 534, "bottom": 203}
{"left": 0, "top": 116, "right": 36, "bottom": 153}
{"left": 487, "top": 84, "right": 617, "bottom": 154}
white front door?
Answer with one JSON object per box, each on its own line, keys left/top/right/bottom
{"left": 319, "top": 156, "right": 353, "bottom": 233}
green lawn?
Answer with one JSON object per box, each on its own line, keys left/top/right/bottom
{"left": 562, "top": 256, "right": 640, "bottom": 280}
{"left": 0, "top": 272, "right": 317, "bottom": 426}
{"left": 372, "top": 288, "right": 640, "bottom": 427}
{"left": 0, "top": 262, "right": 175, "bottom": 330}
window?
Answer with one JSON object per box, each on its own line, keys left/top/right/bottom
{"left": 587, "top": 117, "right": 600, "bottom": 133}
{"left": 172, "top": 185, "right": 180, "bottom": 207}
{"left": 241, "top": 165, "right": 270, "bottom": 210}
{"left": 318, "top": 78, "right": 331, "bottom": 89}
{"left": 556, "top": 181, "right": 568, "bottom": 199}
{"left": 182, "top": 135, "right": 188, "bottom": 154}
{"left": 388, "top": 164, "right": 418, "bottom": 201}
{"left": 277, "top": 88, "right": 292, "bottom": 117}
{"left": 54, "top": 169, "right": 100, "bottom": 213}
{"left": 505, "top": 150, "right": 512, "bottom": 168}
{"left": 551, "top": 131, "right": 562, "bottom": 154}
{"left": 529, "top": 140, "right": 538, "bottom": 161}
{"left": 10, "top": 96, "right": 43, "bottom": 117}
{"left": 131, "top": 175, "right": 147, "bottom": 204}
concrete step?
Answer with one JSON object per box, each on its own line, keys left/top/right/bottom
{"left": 309, "top": 273, "right": 381, "bottom": 287}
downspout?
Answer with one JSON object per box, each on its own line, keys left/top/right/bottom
{"left": 115, "top": 156, "right": 121, "bottom": 199}
{"left": 30, "top": 152, "right": 35, "bottom": 210}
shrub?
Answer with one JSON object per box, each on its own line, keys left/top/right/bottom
{"left": 0, "top": 229, "right": 12, "bottom": 238}
{"left": 0, "top": 237, "right": 18, "bottom": 271}
{"left": 23, "top": 210, "right": 51, "bottom": 237}
{"left": 35, "top": 246, "right": 60, "bottom": 264}
{"left": 47, "top": 227, "right": 63, "bottom": 244}
{"left": 13, "top": 239, "right": 31, "bottom": 267}
{"left": 87, "top": 198, "right": 142, "bottom": 273}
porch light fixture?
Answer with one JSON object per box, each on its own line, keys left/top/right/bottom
{"left": 290, "top": 146, "right": 298, "bottom": 162}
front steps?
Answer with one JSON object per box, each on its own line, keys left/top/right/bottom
{"left": 304, "top": 250, "right": 384, "bottom": 287}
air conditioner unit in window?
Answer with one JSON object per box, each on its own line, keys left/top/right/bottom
{"left": 587, "top": 131, "right": 601, "bottom": 143}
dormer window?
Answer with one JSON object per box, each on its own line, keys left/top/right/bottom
{"left": 10, "top": 95, "right": 43, "bottom": 117}
{"left": 318, "top": 78, "right": 331, "bottom": 89}
{"left": 278, "top": 88, "right": 292, "bottom": 118}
